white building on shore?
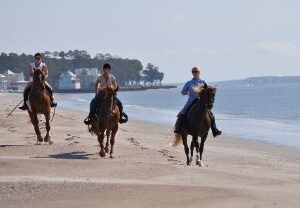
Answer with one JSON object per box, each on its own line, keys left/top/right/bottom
{"left": 75, "top": 68, "right": 99, "bottom": 89}
{"left": 3, "top": 70, "right": 28, "bottom": 92}
{"left": 0, "top": 74, "right": 6, "bottom": 90}
{"left": 58, "top": 71, "right": 80, "bottom": 90}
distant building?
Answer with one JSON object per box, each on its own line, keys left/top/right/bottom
{"left": 4, "top": 70, "right": 28, "bottom": 92}
{"left": 4, "top": 70, "right": 25, "bottom": 86}
{"left": 58, "top": 71, "right": 80, "bottom": 89}
{"left": 75, "top": 68, "right": 99, "bottom": 89}
{"left": 0, "top": 74, "right": 6, "bottom": 90}
{"left": 9, "top": 80, "right": 29, "bottom": 92}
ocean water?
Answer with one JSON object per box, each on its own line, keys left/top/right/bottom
{"left": 56, "top": 83, "right": 300, "bottom": 148}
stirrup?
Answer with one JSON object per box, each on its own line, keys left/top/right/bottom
{"left": 84, "top": 116, "right": 94, "bottom": 125}
{"left": 212, "top": 129, "right": 222, "bottom": 137}
{"left": 51, "top": 101, "right": 57, "bottom": 108}
{"left": 119, "top": 112, "right": 128, "bottom": 124}
{"left": 19, "top": 105, "right": 27, "bottom": 111}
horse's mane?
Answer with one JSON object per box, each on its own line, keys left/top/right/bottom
{"left": 193, "top": 84, "right": 216, "bottom": 109}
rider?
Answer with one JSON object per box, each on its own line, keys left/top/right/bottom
{"left": 84, "top": 63, "right": 128, "bottom": 125}
{"left": 174, "top": 66, "right": 222, "bottom": 137}
{"left": 19, "top": 53, "right": 57, "bottom": 110}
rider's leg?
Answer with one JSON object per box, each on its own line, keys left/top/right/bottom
{"left": 116, "top": 98, "right": 128, "bottom": 124}
{"left": 19, "top": 83, "right": 31, "bottom": 111}
{"left": 174, "top": 113, "right": 186, "bottom": 134}
{"left": 209, "top": 111, "right": 222, "bottom": 137}
{"left": 84, "top": 92, "right": 103, "bottom": 125}
{"left": 45, "top": 82, "right": 57, "bottom": 107}
{"left": 174, "top": 99, "right": 193, "bottom": 134}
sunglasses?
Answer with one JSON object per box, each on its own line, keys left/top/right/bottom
{"left": 35, "top": 57, "right": 41, "bottom": 60}
{"left": 192, "top": 71, "right": 199, "bottom": 73}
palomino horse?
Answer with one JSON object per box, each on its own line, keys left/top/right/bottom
{"left": 27, "top": 68, "right": 53, "bottom": 144}
{"left": 171, "top": 84, "right": 216, "bottom": 166}
{"left": 89, "top": 86, "right": 120, "bottom": 158}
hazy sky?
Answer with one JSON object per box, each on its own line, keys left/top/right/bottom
{"left": 1, "top": 0, "right": 299, "bottom": 83}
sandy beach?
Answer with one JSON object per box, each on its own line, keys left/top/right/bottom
{"left": 0, "top": 93, "right": 299, "bottom": 208}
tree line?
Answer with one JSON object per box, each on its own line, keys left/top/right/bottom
{"left": 0, "top": 50, "right": 164, "bottom": 88}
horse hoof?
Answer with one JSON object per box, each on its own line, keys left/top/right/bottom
{"left": 44, "top": 136, "right": 49, "bottom": 142}
{"left": 105, "top": 147, "right": 110, "bottom": 153}
{"left": 187, "top": 160, "right": 191, "bottom": 166}
{"left": 198, "top": 161, "right": 204, "bottom": 167}
{"left": 48, "top": 139, "right": 54, "bottom": 145}
{"left": 99, "top": 151, "right": 105, "bottom": 157}
{"left": 110, "top": 155, "right": 114, "bottom": 159}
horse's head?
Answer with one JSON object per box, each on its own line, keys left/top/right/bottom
{"left": 99, "top": 85, "right": 119, "bottom": 120}
{"left": 193, "top": 84, "right": 216, "bottom": 109}
{"left": 33, "top": 68, "right": 46, "bottom": 85}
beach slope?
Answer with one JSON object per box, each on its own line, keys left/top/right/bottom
{"left": 0, "top": 93, "right": 299, "bottom": 208}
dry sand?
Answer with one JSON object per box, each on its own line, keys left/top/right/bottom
{"left": 0, "top": 93, "right": 299, "bottom": 208}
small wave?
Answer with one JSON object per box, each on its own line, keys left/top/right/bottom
{"left": 76, "top": 98, "right": 89, "bottom": 102}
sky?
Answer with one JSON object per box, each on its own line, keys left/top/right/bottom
{"left": 0, "top": 0, "right": 299, "bottom": 83}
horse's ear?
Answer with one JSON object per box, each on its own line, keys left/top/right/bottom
{"left": 204, "top": 83, "right": 208, "bottom": 89}
{"left": 115, "top": 85, "right": 119, "bottom": 92}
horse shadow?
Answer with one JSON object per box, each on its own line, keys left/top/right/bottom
{"left": 32, "top": 151, "right": 94, "bottom": 160}
{"left": 0, "top": 144, "right": 26, "bottom": 148}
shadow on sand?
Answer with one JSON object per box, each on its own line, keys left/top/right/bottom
{"left": 32, "top": 151, "right": 94, "bottom": 160}
{"left": 0, "top": 144, "right": 26, "bottom": 148}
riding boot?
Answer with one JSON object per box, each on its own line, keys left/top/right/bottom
{"left": 116, "top": 98, "right": 128, "bottom": 124}
{"left": 174, "top": 114, "right": 186, "bottom": 134}
{"left": 209, "top": 111, "right": 222, "bottom": 137}
{"left": 84, "top": 94, "right": 101, "bottom": 125}
{"left": 19, "top": 87, "right": 31, "bottom": 111}
{"left": 45, "top": 85, "right": 57, "bottom": 108}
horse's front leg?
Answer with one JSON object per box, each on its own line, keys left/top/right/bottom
{"left": 192, "top": 135, "right": 201, "bottom": 166}
{"left": 105, "top": 130, "right": 110, "bottom": 153}
{"left": 30, "top": 111, "right": 43, "bottom": 143}
{"left": 199, "top": 134, "right": 208, "bottom": 167}
{"left": 98, "top": 131, "right": 105, "bottom": 157}
{"left": 109, "top": 125, "right": 118, "bottom": 159}
{"left": 44, "top": 112, "right": 53, "bottom": 144}
{"left": 182, "top": 134, "right": 190, "bottom": 166}
{"left": 189, "top": 140, "right": 194, "bottom": 166}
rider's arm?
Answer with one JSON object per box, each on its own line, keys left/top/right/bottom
{"left": 94, "top": 79, "right": 100, "bottom": 94}
{"left": 28, "top": 65, "right": 34, "bottom": 78}
{"left": 112, "top": 80, "right": 117, "bottom": 89}
{"left": 181, "top": 91, "right": 188, "bottom": 95}
{"left": 43, "top": 65, "right": 49, "bottom": 80}
{"left": 181, "top": 81, "right": 189, "bottom": 95}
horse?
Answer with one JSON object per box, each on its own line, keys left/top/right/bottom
{"left": 89, "top": 86, "right": 120, "bottom": 158}
{"left": 27, "top": 68, "right": 53, "bottom": 144}
{"left": 171, "top": 84, "right": 216, "bottom": 166}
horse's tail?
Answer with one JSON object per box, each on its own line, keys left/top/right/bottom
{"left": 169, "top": 133, "right": 182, "bottom": 147}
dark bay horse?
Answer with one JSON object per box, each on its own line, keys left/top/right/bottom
{"left": 171, "top": 84, "right": 216, "bottom": 166}
{"left": 89, "top": 86, "right": 120, "bottom": 158}
{"left": 27, "top": 68, "right": 53, "bottom": 144}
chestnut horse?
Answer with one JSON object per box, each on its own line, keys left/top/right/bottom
{"left": 171, "top": 84, "right": 216, "bottom": 166}
{"left": 27, "top": 68, "right": 53, "bottom": 144}
{"left": 89, "top": 86, "right": 120, "bottom": 158}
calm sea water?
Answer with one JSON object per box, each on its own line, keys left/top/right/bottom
{"left": 56, "top": 83, "right": 300, "bottom": 148}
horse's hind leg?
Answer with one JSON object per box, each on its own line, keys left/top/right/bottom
{"left": 31, "top": 112, "right": 43, "bottom": 143}
{"left": 182, "top": 134, "right": 190, "bottom": 166}
{"left": 105, "top": 130, "right": 110, "bottom": 153}
{"left": 44, "top": 113, "right": 53, "bottom": 144}
{"left": 199, "top": 134, "right": 208, "bottom": 167}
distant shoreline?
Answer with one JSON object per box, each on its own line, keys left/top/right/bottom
{"left": 54, "top": 85, "right": 177, "bottom": 93}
